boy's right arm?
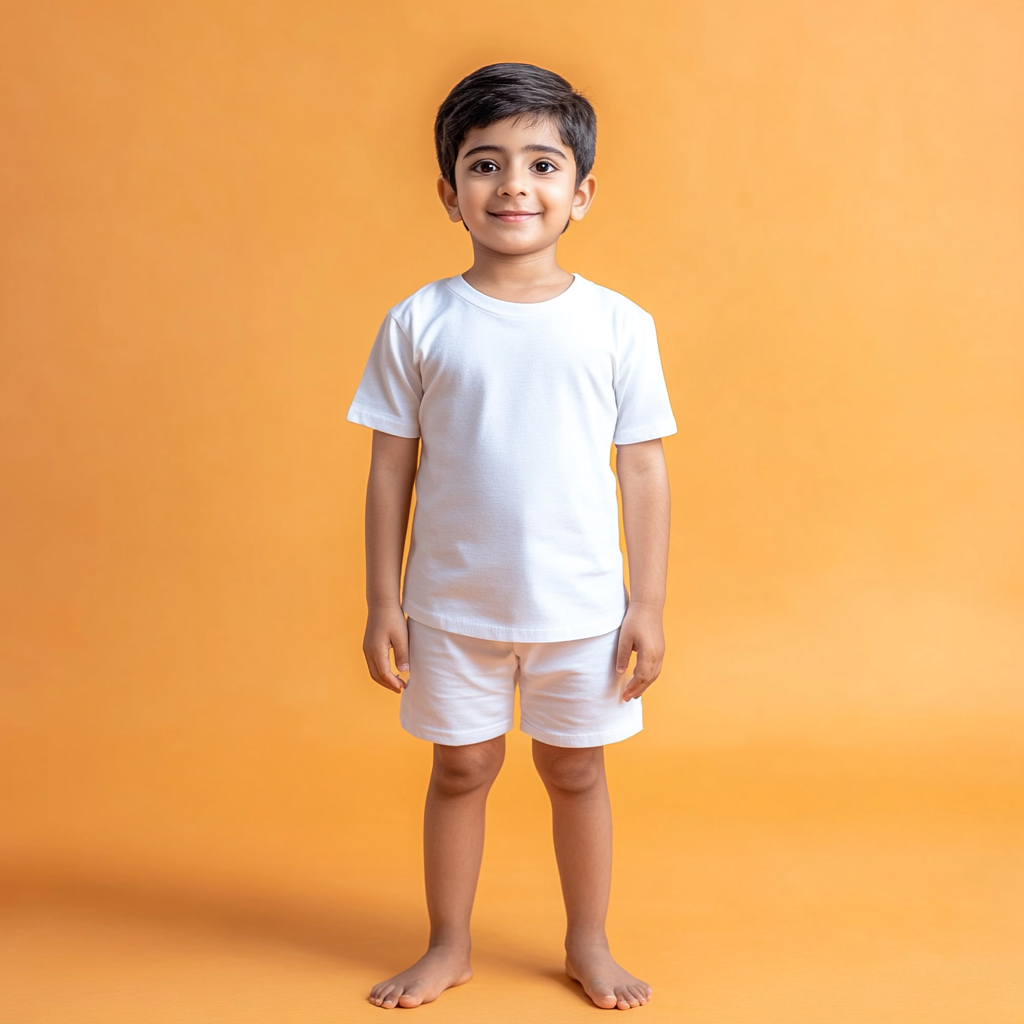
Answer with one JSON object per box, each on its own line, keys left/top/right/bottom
{"left": 362, "top": 429, "right": 420, "bottom": 692}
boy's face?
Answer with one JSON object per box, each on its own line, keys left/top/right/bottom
{"left": 437, "top": 116, "right": 596, "bottom": 256}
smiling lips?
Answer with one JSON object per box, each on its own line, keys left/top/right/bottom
{"left": 489, "top": 210, "right": 539, "bottom": 222}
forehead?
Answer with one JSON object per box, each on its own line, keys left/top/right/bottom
{"left": 457, "top": 115, "right": 572, "bottom": 159}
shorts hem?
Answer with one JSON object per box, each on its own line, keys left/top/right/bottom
{"left": 520, "top": 715, "right": 643, "bottom": 749}
{"left": 399, "top": 714, "right": 513, "bottom": 747}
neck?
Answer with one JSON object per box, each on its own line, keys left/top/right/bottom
{"left": 461, "top": 239, "right": 574, "bottom": 303}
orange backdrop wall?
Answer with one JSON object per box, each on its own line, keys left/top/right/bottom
{"left": 1, "top": 3, "right": 1022, "bottom": 1022}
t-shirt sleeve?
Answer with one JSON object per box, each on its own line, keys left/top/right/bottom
{"left": 346, "top": 312, "right": 422, "bottom": 438}
{"left": 612, "top": 311, "right": 678, "bottom": 445}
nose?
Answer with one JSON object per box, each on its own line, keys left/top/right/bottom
{"left": 497, "top": 166, "right": 528, "bottom": 197}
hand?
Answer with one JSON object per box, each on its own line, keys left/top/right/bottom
{"left": 363, "top": 604, "right": 410, "bottom": 693}
{"left": 615, "top": 601, "right": 665, "bottom": 701}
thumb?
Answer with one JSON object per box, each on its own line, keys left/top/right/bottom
{"left": 615, "top": 629, "right": 633, "bottom": 675}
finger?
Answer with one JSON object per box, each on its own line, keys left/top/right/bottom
{"left": 362, "top": 648, "right": 382, "bottom": 685}
{"left": 390, "top": 657, "right": 407, "bottom": 691}
{"left": 623, "top": 654, "right": 662, "bottom": 700}
{"left": 635, "top": 648, "right": 660, "bottom": 686}
{"left": 623, "top": 677, "right": 651, "bottom": 701}
{"left": 392, "top": 625, "right": 410, "bottom": 674}
{"left": 622, "top": 658, "right": 653, "bottom": 700}
{"left": 372, "top": 647, "right": 403, "bottom": 692}
{"left": 622, "top": 672, "right": 645, "bottom": 700}
{"left": 615, "top": 631, "right": 634, "bottom": 675}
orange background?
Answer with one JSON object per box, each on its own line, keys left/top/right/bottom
{"left": 1, "top": 2, "right": 1022, "bottom": 1021}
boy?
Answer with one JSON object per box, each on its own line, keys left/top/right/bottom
{"left": 348, "top": 63, "right": 675, "bottom": 1011}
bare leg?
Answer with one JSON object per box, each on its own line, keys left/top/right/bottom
{"left": 369, "top": 735, "right": 505, "bottom": 1009}
{"left": 532, "top": 740, "right": 652, "bottom": 1010}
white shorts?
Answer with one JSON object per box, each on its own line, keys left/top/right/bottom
{"left": 400, "top": 617, "right": 643, "bottom": 748}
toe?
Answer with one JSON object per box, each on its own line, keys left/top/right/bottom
{"left": 397, "top": 982, "right": 427, "bottom": 1008}
{"left": 370, "top": 981, "right": 394, "bottom": 1005}
{"left": 594, "top": 988, "right": 619, "bottom": 1009}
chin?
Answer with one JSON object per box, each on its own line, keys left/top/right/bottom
{"left": 477, "top": 235, "right": 539, "bottom": 253}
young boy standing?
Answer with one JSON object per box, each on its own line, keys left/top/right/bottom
{"left": 348, "top": 63, "right": 676, "bottom": 1011}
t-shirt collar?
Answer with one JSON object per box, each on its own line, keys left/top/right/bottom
{"left": 445, "top": 273, "right": 585, "bottom": 316}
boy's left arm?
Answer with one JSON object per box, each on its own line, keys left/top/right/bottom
{"left": 615, "top": 438, "right": 671, "bottom": 701}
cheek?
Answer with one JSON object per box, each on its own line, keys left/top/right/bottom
{"left": 457, "top": 181, "right": 492, "bottom": 214}
{"left": 540, "top": 183, "right": 577, "bottom": 214}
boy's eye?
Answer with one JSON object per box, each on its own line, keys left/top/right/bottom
{"left": 474, "top": 160, "right": 499, "bottom": 173}
{"left": 534, "top": 160, "right": 556, "bottom": 173}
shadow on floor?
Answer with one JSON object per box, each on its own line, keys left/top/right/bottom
{"left": 0, "top": 860, "right": 432, "bottom": 974}
{"left": 0, "top": 859, "right": 572, "bottom": 983}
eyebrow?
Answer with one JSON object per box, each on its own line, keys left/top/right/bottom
{"left": 461, "top": 143, "right": 568, "bottom": 160}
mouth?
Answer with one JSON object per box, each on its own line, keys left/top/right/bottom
{"left": 488, "top": 210, "right": 540, "bottom": 223}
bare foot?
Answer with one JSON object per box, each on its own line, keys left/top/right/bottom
{"left": 566, "top": 946, "right": 652, "bottom": 1010}
{"left": 368, "top": 945, "right": 473, "bottom": 1009}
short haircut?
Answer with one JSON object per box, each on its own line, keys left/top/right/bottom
{"left": 434, "top": 63, "right": 597, "bottom": 189}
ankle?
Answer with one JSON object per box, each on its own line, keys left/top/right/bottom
{"left": 427, "top": 933, "right": 473, "bottom": 956}
{"left": 565, "top": 929, "right": 610, "bottom": 956}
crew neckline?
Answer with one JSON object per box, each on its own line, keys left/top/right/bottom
{"left": 445, "top": 273, "right": 584, "bottom": 316}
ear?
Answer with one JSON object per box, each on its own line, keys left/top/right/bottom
{"left": 569, "top": 172, "right": 597, "bottom": 222}
{"left": 437, "top": 175, "right": 462, "bottom": 223}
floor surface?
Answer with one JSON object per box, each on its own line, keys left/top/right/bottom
{"left": 2, "top": 740, "right": 1021, "bottom": 1023}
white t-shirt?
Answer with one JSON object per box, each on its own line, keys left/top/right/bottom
{"left": 347, "top": 273, "right": 677, "bottom": 642}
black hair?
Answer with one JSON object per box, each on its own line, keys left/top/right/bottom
{"left": 434, "top": 63, "right": 597, "bottom": 189}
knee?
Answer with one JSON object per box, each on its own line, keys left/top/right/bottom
{"left": 431, "top": 737, "right": 505, "bottom": 797}
{"left": 533, "top": 744, "right": 604, "bottom": 795}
